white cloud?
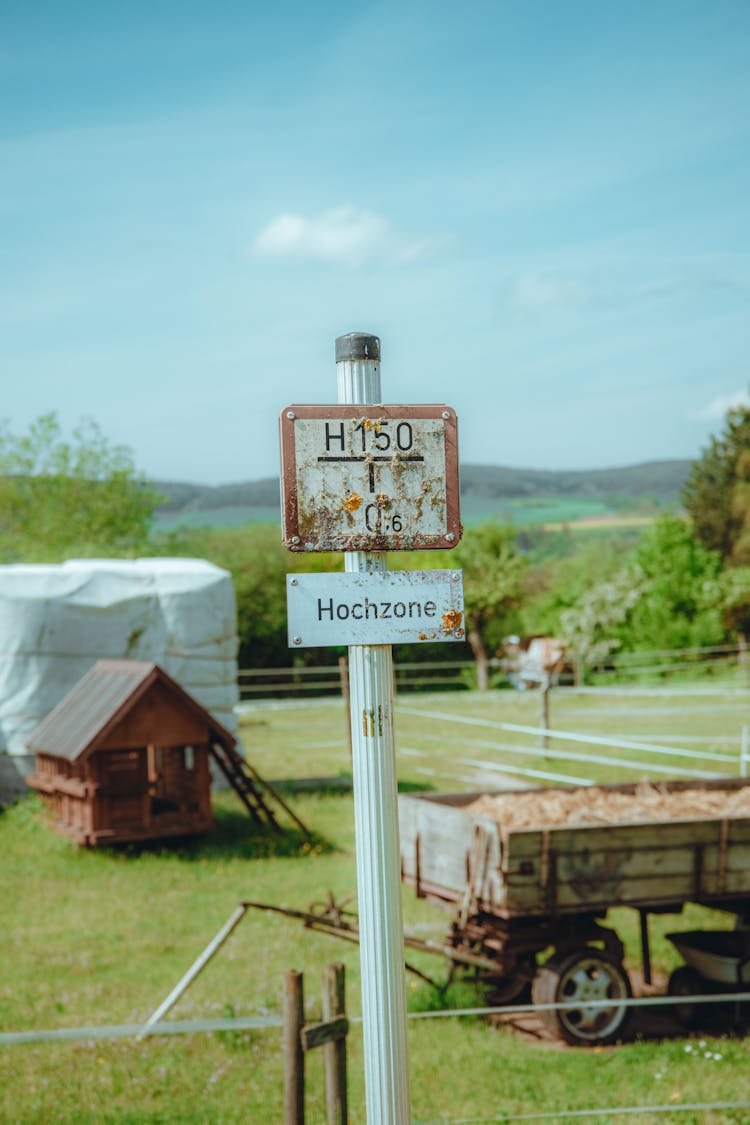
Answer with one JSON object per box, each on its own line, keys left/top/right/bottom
{"left": 250, "top": 205, "right": 446, "bottom": 267}
{"left": 692, "top": 388, "right": 750, "bottom": 420}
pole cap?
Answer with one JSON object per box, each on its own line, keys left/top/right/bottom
{"left": 335, "top": 333, "right": 380, "bottom": 363}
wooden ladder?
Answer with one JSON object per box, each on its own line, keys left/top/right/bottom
{"left": 210, "top": 741, "right": 311, "bottom": 838}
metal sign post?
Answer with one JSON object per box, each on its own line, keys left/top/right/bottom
{"left": 278, "top": 332, "right": 462, "bottom": 1122}
{"left": 336, "top": 332, "right": 411, "bottom": 1123}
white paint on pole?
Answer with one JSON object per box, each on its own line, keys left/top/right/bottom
{"left": 286, "top": 569, "right": 464, "bottom": 648}
{"left": 336, "top": 332, "right": 412, "bottom": 1124}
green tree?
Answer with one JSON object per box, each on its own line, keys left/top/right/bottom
{"left": 452, "top": 522, "right": 527, "bottom": 689}
{"left": 560, "top": 516, "right": 725, "bottom": 667}
{"left": 0, "top": 413, "right": 160, "bottom": 561}
{"left": 683, "top": 403, "right": 750, "bottom": 562}
{"left": 719, "top": 566, "right": 750, "bottom": 638}
{"left": 621, "top": 514, "right": 724, "bottom": 651}
{"left": 522, "top": 535, "right": 632, "bottom": 636}
{"left": 560, "top": 567, "right": 646, "bottom": 668}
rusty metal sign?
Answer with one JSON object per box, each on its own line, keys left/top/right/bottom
{"left": 279, "top": 404, "right": 460, "bottom": 552}
{"left": 286, "top": 569, "right": 464, "bottom": 648}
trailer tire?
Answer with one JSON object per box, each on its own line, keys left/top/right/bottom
{"left": 667, "top": 965, "right": 704, "bottom": 1029}
{"left": 532, "top": 948, "right": 632, "bottom": 1046}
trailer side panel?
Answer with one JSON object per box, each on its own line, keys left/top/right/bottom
{"left": 399, "top": 783, "right": 750, "bottom": 920}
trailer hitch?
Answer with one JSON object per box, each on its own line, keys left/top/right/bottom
{"left": 243, "top": 893, "right": 503, "bottom": 988}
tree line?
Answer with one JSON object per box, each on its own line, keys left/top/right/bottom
{"left": 1, "top": 407, "right": 748, "bottom": 679}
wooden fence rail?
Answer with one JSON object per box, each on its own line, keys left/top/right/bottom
{"left": 238, "top": 644, "right": 746, "bottom": 701}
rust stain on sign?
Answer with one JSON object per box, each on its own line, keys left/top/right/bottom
{"left": 442, "top": 609, "right": 463, "bottom": 634}
{"left": 279, "top": 404, "right": 461, "bottom": 552}
{"left": 340, "top": 492, "right": 363, "bottom": 512}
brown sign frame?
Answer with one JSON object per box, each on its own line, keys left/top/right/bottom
{"left": 279, "top": 404, "right": 460, "bottom": 552}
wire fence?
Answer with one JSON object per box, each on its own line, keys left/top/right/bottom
{"left": 414, "top": 1101, "right": 750, "bottom": 1123}
{"left": 3, "top": 992, "right": 749, "bottom": 1122}
{"left": 3, "top": 987, "right": 748, "bottom": 1047}
{"left": 395, "top": 705, "right": 749, "bottom": 790}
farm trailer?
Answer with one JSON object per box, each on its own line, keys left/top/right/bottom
{"left": 398, "top": 778, "right": 750, "bottom": 1045}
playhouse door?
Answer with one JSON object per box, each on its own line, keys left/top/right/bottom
{"left": 148, "top": 745, "right": 186, "bottom": 818}
{"left": 99, "top": 749, "right": 148, "bottom": 833}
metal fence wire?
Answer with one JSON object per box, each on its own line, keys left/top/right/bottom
{"left": 414, "top": 1101, "right": 750, "bottom": 1123}
{"left": 3, "top": 995, "right": 749, "bottom": 1122}
{"left": 2, "top": 989, "right": 748, "bottom": 1046}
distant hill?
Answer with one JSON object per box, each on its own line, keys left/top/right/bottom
{"left": 152, "top": 477, "right": 281, "bottom": 513}
{"left": 152, "top": 459, "right": 691, "bottom": 519}
{"left": 458, "top": 460, "right": 691, "bottom": 500}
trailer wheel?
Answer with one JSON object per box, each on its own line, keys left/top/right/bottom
{"left": 667, "top": 965, "right": 704, "bottom": 1029}
{"left": 532, "top": 948, "right": 632, "bottom": 1046}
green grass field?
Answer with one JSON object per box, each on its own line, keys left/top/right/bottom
{"left": 152, "top": 506, "right": 281, "bottom": 530}
{"left": 242, "top": 681, "right": 749, "bottom": 788}
{"left": 151, "top": 493, "right": 662, "bottom": 533}
{"left": 3, "top": 687, "right": 750, "bottom": 1122}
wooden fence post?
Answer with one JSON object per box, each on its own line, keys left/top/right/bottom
{"left": 739, "top": 633, "right": 750, "bottom": 687}
{"left": 322, "top": 962, "right": 348, "bottom": 1125}
{"left": 540, "top": 685, "right": 550, "bottom": 751}
{"left": 284, "top": 970, "right": 305, "bottom": 1125}
{"left": 284, "top": 964, "right": 349, "bottom": 1124}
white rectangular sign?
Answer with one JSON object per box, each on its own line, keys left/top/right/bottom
{"left": 286, "top": 570, "right": 464, "bottom": 648}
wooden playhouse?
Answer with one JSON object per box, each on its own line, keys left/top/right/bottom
{"left": 25, "top": 659, "right": 234, "bottom": 846}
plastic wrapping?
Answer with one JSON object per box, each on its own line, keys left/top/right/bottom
{"left": 0, "top": 559, "right": 238, "bottom": 801}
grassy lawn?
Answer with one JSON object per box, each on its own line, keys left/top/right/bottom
{"left": 2, "top": 687, "right": 750, "bottom": 1122}
{"left": 242, "top": 681, "right": 749, "bottom": 789}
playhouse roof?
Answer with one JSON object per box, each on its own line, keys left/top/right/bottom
{"left": 26, "top": 659, "right": 236, "bottom": 762}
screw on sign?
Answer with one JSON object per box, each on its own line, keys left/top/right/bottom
{"left": 279, "top": 404, "right": 460, "bottom": 552}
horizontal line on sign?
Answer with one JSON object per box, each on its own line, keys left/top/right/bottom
{"left": 316, "top": 455, "right": 425, "bottom": 463}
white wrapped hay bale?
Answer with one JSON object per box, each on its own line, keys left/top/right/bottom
{"left": 0, "top": 558, "right": 238, "bottom": 802}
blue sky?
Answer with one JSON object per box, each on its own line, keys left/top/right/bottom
{"left": 2, "top": 1, "right": 749, "bottom": 484}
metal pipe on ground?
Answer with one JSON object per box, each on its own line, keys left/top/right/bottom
{"left": 138, "top": 903, "right": 249, "bottom": 1037}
